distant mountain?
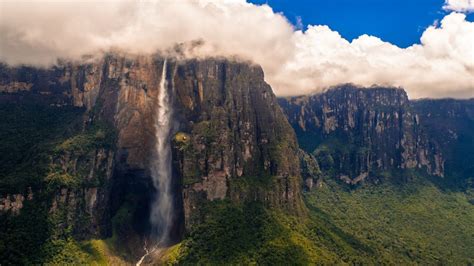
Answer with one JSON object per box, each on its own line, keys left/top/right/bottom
{"left": 279, "top": 84, "right": 474, "bottom": 188}
{"left": 412, "top": 98, "right": 474, "bottom": 187}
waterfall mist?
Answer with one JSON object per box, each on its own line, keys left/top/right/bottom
{"left": 149, "top": 59, "right": 173, "bottom": 245}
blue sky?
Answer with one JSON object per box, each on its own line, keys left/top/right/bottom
{"left": 249, "top": 0, "right": 474, "bottom": 47}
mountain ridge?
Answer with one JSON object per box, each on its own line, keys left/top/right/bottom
{"left": 279, "top": 84, "right": 473, "bottom": 188}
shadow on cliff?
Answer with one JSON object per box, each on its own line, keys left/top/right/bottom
{"left": 107, "top": 160, "right": 185, "bottom": 262}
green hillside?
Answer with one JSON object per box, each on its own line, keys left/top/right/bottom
{"left": 305, "top": 177, "right": 474, "bottom": 264}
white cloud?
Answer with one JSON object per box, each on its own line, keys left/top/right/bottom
{"left": 282, "top": 12, "right": 474, "bottom": 99}
{"left": 444, "top": 0, "right": 474, "bottom": 12}
{"left": 0, "top": 0, "right": 473, "bottom": 99}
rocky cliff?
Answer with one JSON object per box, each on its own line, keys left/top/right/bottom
{"left": 279, "top": 85, "right": 452, "bottom": 186}
{"left": 412, "top": 99, "right": 474, "bottom": 186}
{"left": 170, "top": 59, "right": 303, "bottom": 230}
{"left": 0, "top": 54, "right": 303, "bottom": 263}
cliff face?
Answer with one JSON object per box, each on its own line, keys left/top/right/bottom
{"left": 412, "top": 99, "right": 474, "bottom": 185}
{"left": 169, "top": 60, "right": 303, "bottom": 229}
{"left": 0, "top": 54, "right": 302, "bottom": 262}
{"left": 279, "top": 85, "right": 445, "bottom": 185}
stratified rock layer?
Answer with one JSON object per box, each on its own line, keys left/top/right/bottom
{"left": 169, "top": 59, "right": 303, "bottom": 229}
{"left": 412, "top": 99, "right": 474, "bottom": 184}
{"left": 279, "top": 85, "right": 448, "bottom": 184}
{"left": 0, "top": 54, "right": 303, "bottom": 242}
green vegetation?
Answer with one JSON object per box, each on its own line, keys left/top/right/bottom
{"left": 311, "top": 135, "right": 373, "bottom": 178}
{"left": 192, "top": 120, "right": 220, "bottom": 146}
{"left": 168, "top": 200, "right": 375, "bottom": 264}
{"left": 33, "top": 200, "right": 136, "bottom": 265}
{"left": 0, "top": 103, "right": 83, "bottom": 193}
{"left": 55, "top": 126, "right": 113, "bottom": 154}
{"left": 164, "top": 172, "right": 474, "bottom": 265}
{"left": 166, "top": 176, "right": 474, "bottom": 265}
{"left": 40, "top": 237, "right": 107, "bottom": 265}
{"left": 172, "top": 201, "right": 311, "bottom": 264}
{"left": 0, "top": 103, "right": 117, "bottom": 264}
{"left": 46, "top": 124, "right": 116, "bottom": 190}
{"left": 0, "top": 103, "right": 116, "bottom": 193}
{"left": 305, "top": 177, "right": 474, "bottom": 264}
{"left": 173, "top": 132, "right": 191, "bottom": 151}
{"left": 231, "top": 174, "right": 274, "bottom": 190}
{"left": 0, "top": 192, "right": 111, "bottom": 264}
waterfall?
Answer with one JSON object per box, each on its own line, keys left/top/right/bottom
{"left": 150, "top": 59, "right": 173, "bottom": 245}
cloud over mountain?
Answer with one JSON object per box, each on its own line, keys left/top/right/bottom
{"left": 0, "top": 0, "right": 473, "bottom": 99}
{"left": 444, "top": 0, "right": 474, "bottom": 12}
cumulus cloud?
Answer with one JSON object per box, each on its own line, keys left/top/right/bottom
{"left": 444, "top": 0, "right": 474, "bottom": 12}
{"left": 283, "top": 13, "right": 474, "bottom": 99}
{"left": 0, "top": 0, "right": 473, "bottom": 99}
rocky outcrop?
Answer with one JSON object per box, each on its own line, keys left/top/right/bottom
{"left": 0, "top": 193, "right": 29, "bottom": 215}
{"left": 169, "top": 59, "right": 304, "bottom": 230}
{"left": 298, "top": 149, "right": 322, "bottom": 190}
{"left": 279, "top": 85, "right": 444, "bottom": 184}
{"left": 412, "top": 99, "right": 474, "bottom": 184}
{"left": 47, "top": 144, "right": 115, "bottom": 237}
{"left": 0, "top": 54, "right": 303, "bottom": 247}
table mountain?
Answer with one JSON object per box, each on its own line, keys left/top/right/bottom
{"left": 279, "top": 84, "right": 473, "bottom": 187}
{"left": 0, "top": 54, "right": 303, "bottom": 263}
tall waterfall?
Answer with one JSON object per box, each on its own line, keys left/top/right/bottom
{"left": 150, "top": 59, "right": 173, "bottom": 244}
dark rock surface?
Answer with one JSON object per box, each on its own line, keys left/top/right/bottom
{"left": 0, "top": 54, "right": 303, "bottom": 255}
{"left": 279, "top": 84, "right": 473, "bottom": 185}
{"left": 170, "top": 59, "right": 304, "bottom": 230}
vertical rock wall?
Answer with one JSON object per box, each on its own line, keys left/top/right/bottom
{"left": 279, "top": 85, "right": 444, "bottom": 184}
{"left": 0, "top": 54, "right": 304, "bottom": 241}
